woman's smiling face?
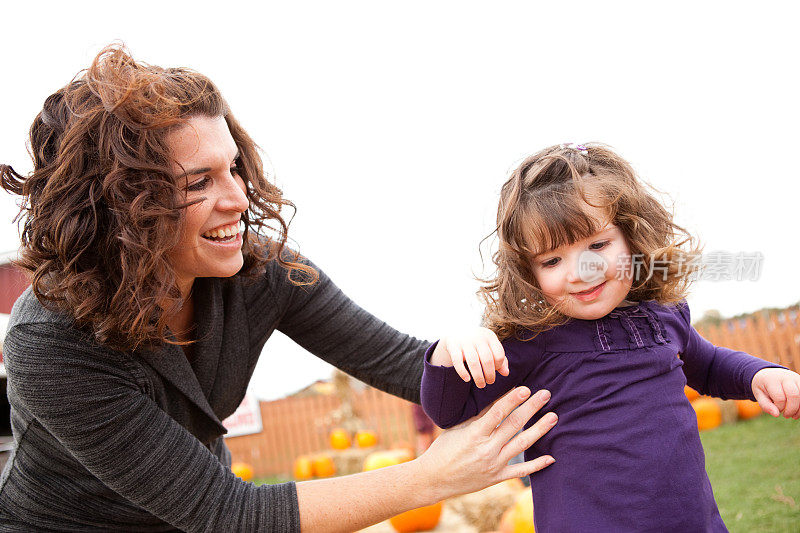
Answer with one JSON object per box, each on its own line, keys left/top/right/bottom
{"left": 166, "top": 115, "right": 249, "bottom": 295}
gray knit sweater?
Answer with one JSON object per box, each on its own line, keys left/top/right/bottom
{"left": 0, "top": 256, "right": 428, "bottom": 532}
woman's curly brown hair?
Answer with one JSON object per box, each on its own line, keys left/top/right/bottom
{"left": 479, "top": 143, "right": 701, "bottom": 340}
{"left": 0, "top": 44, "right": 317, "bottom": 352}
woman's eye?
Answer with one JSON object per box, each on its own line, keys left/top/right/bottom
{"left": 541, "top": 257, "right": 560, "bottom": 268}
{"left": 186, "top": 177, "right": 210, "bottom": 192}
{"left": 589, "top": 240, "right": 610, "bottom": 251}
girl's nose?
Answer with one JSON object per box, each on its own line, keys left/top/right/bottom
{"left": 565, "top": 267, "right": 581, "bottom": 284}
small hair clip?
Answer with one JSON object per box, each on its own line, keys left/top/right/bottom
{"left": 561, "top": 143, "right": 589, "bottom": 155}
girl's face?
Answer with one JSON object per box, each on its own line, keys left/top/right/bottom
{"left": 166, "top": 115, "right": 249, "bottom": 296}
{"left": 531, "top": 211, "right": 634, "bottom": 320}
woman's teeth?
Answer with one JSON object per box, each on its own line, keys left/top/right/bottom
{"left": 202, "top": 223, "right": 240, "bottom": 241}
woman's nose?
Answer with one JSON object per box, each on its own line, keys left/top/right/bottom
{"left": 218, "top": 174, "right": 249, "bottom": 212}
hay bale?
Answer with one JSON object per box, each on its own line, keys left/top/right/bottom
{"left": 715, "top": 398, "right": 739, "bottom": 425}
{"left": 445, "top": 479, "right": 524, "bottom": 532}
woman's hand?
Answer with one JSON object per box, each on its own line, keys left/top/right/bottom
{"left": 415, "top": 386, "right": 556, "bottom": 499}
{"left": 429, "top": 327, "right": 509, "bottom": 388}
{"left": 296, "top": 386, "right": 556, "bottom": 532}
{"left": 752, "top": 367, "right": 800, "bottom": 419}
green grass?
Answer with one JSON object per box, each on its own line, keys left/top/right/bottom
{"left": 253, "top": 475, "right": 291, "bottom": 486}
{"left": 701, "top": 415, "right": 800, "bottom": 532}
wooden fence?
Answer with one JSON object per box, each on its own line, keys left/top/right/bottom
{"left": 225, "top": 386, "right": 418, "bottom": 478}
{"left": 227, "top": 308, "right": 800, "bottom": 478}
{"left": 695, "top": 309, "right": 800, "bottom": 373}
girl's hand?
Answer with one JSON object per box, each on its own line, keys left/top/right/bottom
{"left": 751, "top": 368, "right": 800, "bottom": 419}
{"left": 416, "top": 386, "right": 557, "bottom": 499}
{"left": 430, "top": 327, "right": 509, "bottom": 388}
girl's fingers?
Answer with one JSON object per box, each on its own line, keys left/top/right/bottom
{"left": 498, "top": 357, "right": 510, "bottom": 377}
{"left": 475, "top": 386, "right": 532, "bottom": 437}
{"left": 499, "top": 411, "right": 558, "bottom": 464}
{"left": 492, "top": 389, "right": 552, "bottom": 445}
{"left": 476, "top": 342, "right": 496, "bottom": 385}
{"left": 464, "top": 345, "right": 486, "bottom": 388}
{"left": 782, "top": 380, "right": 800, "bottom": 418}
{"left": 766, "top": 380, "right": 787, "bottom": 413}
{"left": 753, "top": 387, "right": 780, "bottom": 417}
{"left": 487, "top": 335, "right": 508, "bottom": 376}
{"left": 503, "top": 455, "right": 555, "bottom": 480}
{"left": 447, "top": 342, "right": 471, "bottom": 383}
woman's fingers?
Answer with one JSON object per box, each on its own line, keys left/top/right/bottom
{"left": 474, "top": 386, "right": 551, "bottom": 438}
{"left": 503, "top": 454, "right": 556, "bottom": 480}
{"left": 490, "top": 388, "right": 552, "bottom": 444}
{"left": 499, "top": 411, "right": 558, "bottom": 464}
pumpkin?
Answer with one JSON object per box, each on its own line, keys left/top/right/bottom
{"left": 389, "top": 501, "right": 443, "bottom": 533}
{"left": 363, "top": 450, "right": 402, "bottom": 471}
{"left": 736, "top": 399, "right": 763, "bottom": 420}
{"left": 231, "top": 462, "right": 254, "bottom": 482}
{"left": 329, "top": 428, "right": 352, "bottom": 450}
{"left": 499, "top": 488, "right": 535, "bottom": 533}
{"left": 355, "top": 429, "right": 379, "bottom": 448}
{"left": 390, "top": 447, "right": 415, "bottom": 464}
{"left": 312, "top": 454, "right": 336, "bottom": 477}
{"left": 684, "top": 385, "right": 700, "bottom": 402}
{"left": 692, "top": 397, "right": 722, "bottom": 431}
{"left": 293, "top": 455, "right": 314, "bottom": 480}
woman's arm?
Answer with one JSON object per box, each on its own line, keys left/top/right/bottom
{"left": 269, "top": 255, "right": 429, "bottom": 402}
{"left": 296, "top": 386, "right": 556, "bottom": 532}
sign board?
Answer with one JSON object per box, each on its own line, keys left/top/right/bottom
{"left": 222, "top": 391, "right": 263, "bottom": 438}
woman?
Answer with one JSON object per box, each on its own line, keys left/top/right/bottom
{"left": 0, "top": 45, "right": 555, "bottom": 532}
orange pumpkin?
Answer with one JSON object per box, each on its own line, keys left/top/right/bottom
{"left": 231, "top": 462, "right": 254, "bottom": 482}
{"left": 736, "top": 399, "right": 762, "bottom": 420}
{"left": 312, "top": 454, "right": 336, "bottom": 477}
{"left": 363, "top": 450, "right": 402, "bottom": 471}
{"left": 692, "top": 397, "right": 722, "bottom": 431}
{"left": 389, "top": 501, "right": 443, "bottom": 533}
{"left": 684, "top": 385, "right": 700, "bottom": 402}
{"left": 499, "top": 488, "right": 535, "bottom": 533}
{"left": 293, "top": 455, "right": 314, "bottom": 480}
{"left": 329, "top": 428, "right": 351, "bottom": 450}
{"left": 355, "top": 429, "right": 379, "bottom": 448}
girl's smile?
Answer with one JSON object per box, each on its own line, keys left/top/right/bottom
{"left": 572, "top": 280, "right": 607, "bottom": 302}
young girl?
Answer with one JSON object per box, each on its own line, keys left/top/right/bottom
{"left": 420, "top": 143, "right": 800, "bottom": 532}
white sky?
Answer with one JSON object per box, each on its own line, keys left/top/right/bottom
{"left": 2, "top": 1, "right": 798, "bottom": 400}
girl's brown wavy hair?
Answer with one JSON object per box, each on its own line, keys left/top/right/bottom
{"left": 0, "top": 44, "right": 317, "bottom": 352}
{"left": 480, "top": 143, "right": 701, "bottom": 340}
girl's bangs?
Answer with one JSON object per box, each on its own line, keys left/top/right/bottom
{"left": 523, "top": 191, "right": 608, "bottom": 257}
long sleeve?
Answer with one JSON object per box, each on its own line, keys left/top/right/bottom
{"left": 4, "top": 323, "right": 299, "bottom": 533}
{"left": 269, "top": 256, "right": 429, "bottom": 403}
{"left": 676, "top": 302, "right": 786, "bottom": 401}
{"left": 420, "top": 339, "right": 535, "bottom": 429}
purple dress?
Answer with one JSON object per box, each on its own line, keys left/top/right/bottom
{"left": 421, "top": 301, "right": 783, "bottom": 532}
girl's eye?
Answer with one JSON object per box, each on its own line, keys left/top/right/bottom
{"left": 186, "top": 177, "right": 210, "bottom": 192}
{"left": 541, "top": 257, "right": 560, "bottom": 268}
{"left": 589, "top": 240, "right": 610, "bottom": 251}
